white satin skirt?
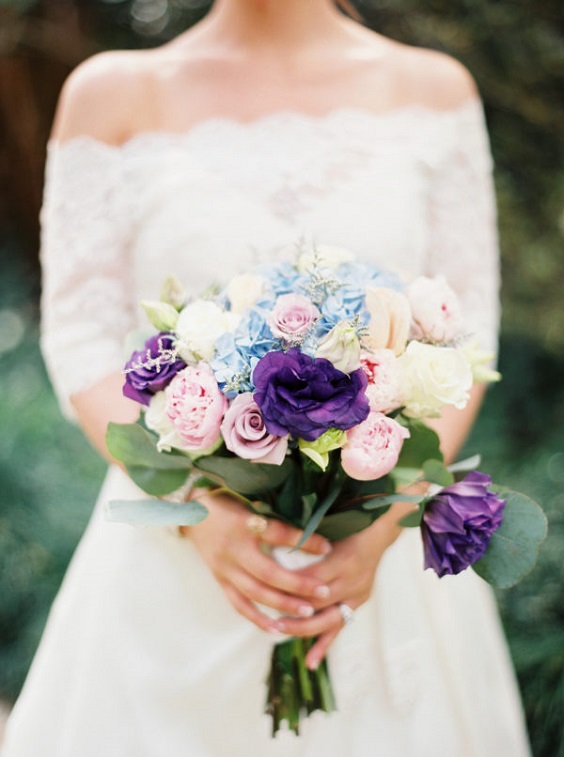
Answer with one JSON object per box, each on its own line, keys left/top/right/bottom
{"left": 2, "top": 466, "right": 531, "bottom": 756}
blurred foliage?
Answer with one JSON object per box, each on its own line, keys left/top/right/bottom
{"left": 0, "top": 0, "right": 562, "bottom": 754}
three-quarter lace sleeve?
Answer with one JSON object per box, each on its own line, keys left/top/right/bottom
{"left": 426, "top": 101, "right": 500, "bottom": 355}
{"left": 40, "top": 139, "right": 135, "bottom": 419}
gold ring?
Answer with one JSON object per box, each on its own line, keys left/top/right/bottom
{"left": 246, "top": 514, "right": 268, "bottom": 536}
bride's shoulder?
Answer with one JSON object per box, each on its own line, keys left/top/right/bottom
{"left": 355, "top": 28, "right": 479, "bottom": 110}
{"left": 50, "top": 48, "right": 166, "bottom": 146}
{"left": 393, "top": 43, "right": 479, "bottom": 109}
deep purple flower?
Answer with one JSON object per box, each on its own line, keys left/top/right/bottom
{"left": 421, "top": 471, "right": 506, "bottom": 577}
{"left": 252, "top": 348, "right": 369, "bottom": 441}
{"left": 123, "top": 333, "right": 185, "bottom": 406}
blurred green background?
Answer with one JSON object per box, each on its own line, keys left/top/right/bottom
{"left": 0, "top": 0, "right": 563, "bottom": 753}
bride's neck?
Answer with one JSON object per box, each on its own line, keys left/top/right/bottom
{"left": 201, "top": 0, "right": 349, "bottom": 53}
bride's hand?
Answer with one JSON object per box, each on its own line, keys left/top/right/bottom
{"left": 182, "top": 491, "right": 332, "bottom": 634}
{"left": 273, "top": 506, "right": 408, "bottom": 670}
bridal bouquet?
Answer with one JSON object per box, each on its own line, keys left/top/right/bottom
{"left": 106, "top": 245, "right": 546, "bottom": 736}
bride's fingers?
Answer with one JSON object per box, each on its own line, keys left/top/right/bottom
{"left": 228, "top": 567, "right": 316, "bottom": 618}
{"left": 222, "top": 583, "right": 280, "bottom": 634}
{"left": 305, "top": 627, "right": 341, "bottom": 671}
{"left": 238, "top": 546, "right": 331, "bottom": 601}
{"left": 274, "top": 604, "right": 344, "bottom": 638}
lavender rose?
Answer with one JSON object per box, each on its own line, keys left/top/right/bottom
{"left": 267, "top": 293, "right": 320, "bottom": 344}
{"left": 253, "top": 348, "right": 369, "bottom": 442}
{"left": 221, "top": 393, "right": 288, "bottom": 464}
{"left": 421, "top": 471, "right": 506, "bottom": 577}
{"left": 123, "top": 333, "right": 185, "bottom": 406}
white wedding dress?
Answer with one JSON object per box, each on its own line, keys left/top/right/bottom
{"left": 2, "top": 101, "right": 531, "bottom": 756}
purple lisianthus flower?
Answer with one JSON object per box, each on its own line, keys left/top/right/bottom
{"left": 252, "top": 348, "right": 369, "bottom": 441}
{"left": 421, "top": 471, "right": 506, "bottom": 577}
{"left": 123, "top": 332, "right": 185, "bottom": 406}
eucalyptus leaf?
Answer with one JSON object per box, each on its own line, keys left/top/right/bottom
{"left": 472, "top": 491, "right": 548, "bottom": 588}
{"left": 195, "top": 456, "right": 293, "bottom": 495}
{"left": 362, "top": 493, "right": 424, "bottom": 510}
{"left": 316, "top": 510, "right": 377, "bottom": 541}
{"left": 106, "top": 422, "right": 192, "bottom": 470}
{"left": 422, "top": 459, "right": 454, "bottom": 487}
{"left": 399, "top": 509, "right": 423, "bottom": 528}
{"left": 125, "top": 465, "right": 190, "bottom": 496}
{"left": 105, "top": 498, "right": 208, "bottom": 526}
{"left": 396, "top": 418, "right": 443, "bottom": 468}
{"left": 447, "top": 454, "right": 481, "bottom": 474}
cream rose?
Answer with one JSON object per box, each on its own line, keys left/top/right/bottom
{"left": 398, "top": 341, "right": 473, "bottom": 418}
{"left": 364, "top": 287, "right": 411, "bottom": 356}
{"left": 175, "top": 300, "right": 236, "bottom": 362}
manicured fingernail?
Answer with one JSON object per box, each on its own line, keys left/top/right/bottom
{"left": 298, "top": 605, "right": 314, "bottom": 618}
{"left": 320, "top": 542, "right": 332, "bottom": 554}
{"left": 314, "top": 585, "right": 330, "bottom": 599}
{"left": 307, "top": 658, "right": 319, "bottom": 671}
{"left": 275, "top": 620, "right": 287, "bottom": 633}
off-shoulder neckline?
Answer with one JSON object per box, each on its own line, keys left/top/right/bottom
{"left": 48, "top": 98, "right": 483, "bottom": 153}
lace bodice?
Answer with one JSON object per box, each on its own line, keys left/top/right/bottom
{"left": 40, "top": 101, "right": 500, "bottom": 418}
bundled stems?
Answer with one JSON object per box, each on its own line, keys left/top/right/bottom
{"left": 266, "top": 637, "right": 336, "bottom": 736}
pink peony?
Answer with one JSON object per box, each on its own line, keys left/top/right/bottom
{"left": 267, "top": 294, "right": 320, "bottom": 343}
{"left": 341, "top": 411, "right": 409, "bottom": 481}
{"left": 221, "top": 393, "right": 288, "bottom": 464}
{"left": 360, "top": 349, "right": 402, "bottom": 414}
{"left": 165, "top": 363, "right": 227, "bottom": 450}
{"left": 407, "top": 275, "right": 464, "bottom": 343}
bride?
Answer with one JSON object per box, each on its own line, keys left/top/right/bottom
{"left": 2, "top": 1, "right": 530, "bottom": 755}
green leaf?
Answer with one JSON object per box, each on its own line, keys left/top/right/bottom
{"left": 295, "top": 481, "right": 342, "bottom": 549}
{"left": 106, "top": 422, "right": 192, "bottom": 470}
{"left": 362, "top": 493, "right": 424, "bottom": 510}
{"left": 194, "top": 455, "right": 293, "bottom": 495}
{"left": 105, "top": 498, "right": 208, "bottom": 526}
{"left": 301, "top": 492, "right": 318, "bottom": 525}
{"left": 316, "top": 510, "right": 377, "bottom": 540}
{"left": 124, "top": 465, "right": 190, "bottom": 496}
{"left": 472, "top": 491, "right": 548, "bottom": 588}
{"left": 396, "top": 417, "right": 443, "bottom": 468}
{"left": 447, "top": 454, "right": 481, "bottom": 474}
{"left": 422, "top": 459, "right": 454, "bottom": 487}
{"left": 399, "top": 508, "right": 423, "bottom": 528}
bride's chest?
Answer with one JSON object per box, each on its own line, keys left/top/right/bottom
{"left": 121, "top": 113, "right": 443, "bottom": 296}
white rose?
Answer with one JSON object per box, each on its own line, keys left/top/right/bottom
{"left": 227, "top": 274, "right": 266, "bottom": 314}
{"left": 297, "top": 244, "right": 355, "bottom": 273}
{"left": 398, "top": 341, "right": 473, "bottom": 418}
{"left": 145, "top": 391, "right": 183, "bottom": 452}
{"left": 175, "top": 300, "right": 233, "bottom": 362}
{"left": 407, "top": 275, "right": 464, "bottom": 342}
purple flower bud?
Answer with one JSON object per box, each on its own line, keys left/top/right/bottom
{"left": 123, "top": 333, "right": 185, "bottom": 406}
{"left": 421, "top": 471, "right": 506, "bottom": 577}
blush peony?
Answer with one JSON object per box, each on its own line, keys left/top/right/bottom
{"left": 164, "top": 363, "right": 227, "bottom": 450}
{"left": 341, "top": 411, "right": 409, "bottom": 481}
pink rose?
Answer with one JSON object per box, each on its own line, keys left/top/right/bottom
{"left": 360, "top": 349, "right": 402, "bottom": 414}
{"left": 221, "top": 393, "right": 288, "bottom": 464}
{"left": 267, "top": 294, "right": 320, "bottom": 343}
{"left": 165, "top": 363, "right": 227, "bottom": 450}
{"left": 341, "top": 411, "right": 409, "bottom": 481}
{"left": 407, "top": 275, "right": 463, "bottom": 342}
